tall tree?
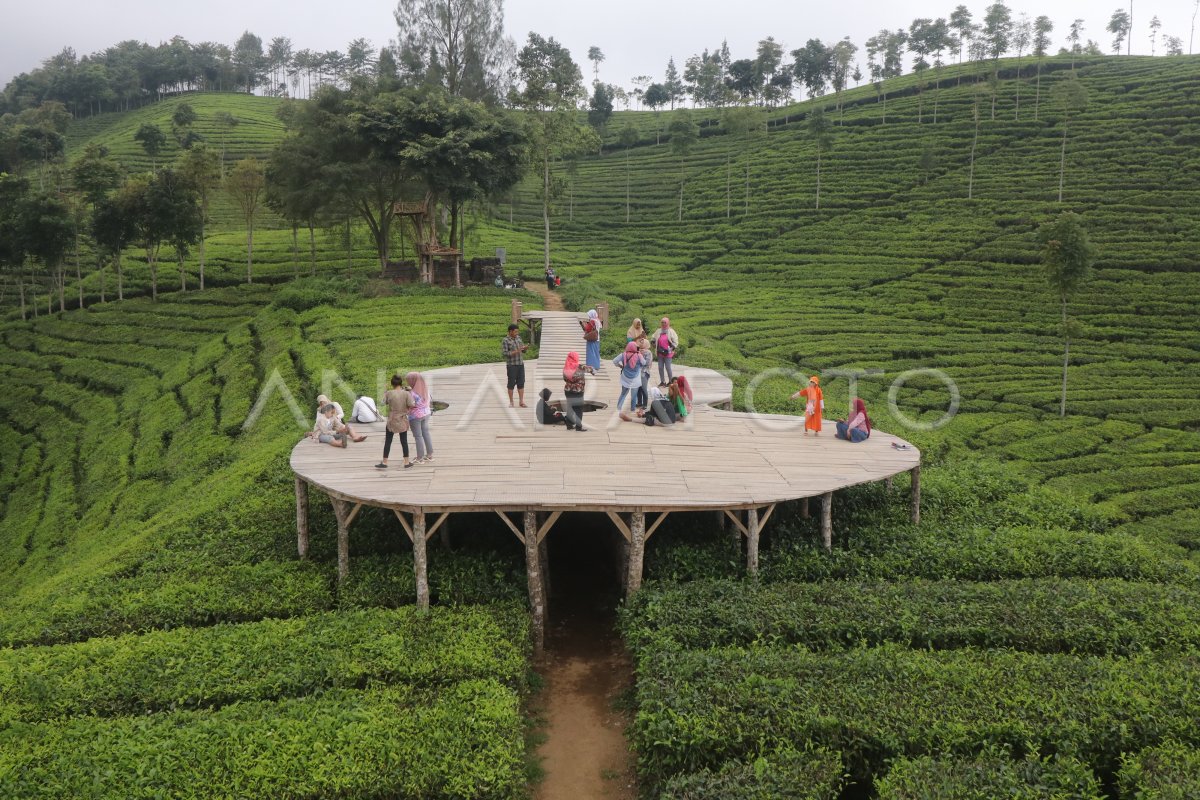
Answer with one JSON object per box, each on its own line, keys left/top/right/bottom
{"left": 511, "top": 33, "right": 595, "bottom": 269}
{"left": 393, "top": 0, "right": 512, "bottom": 101}
{"left": 18, "top": 191, "right": 74, "bottom": 315}
{"left": 807, "top": 107, "right": 833, "bottom": 210}
{"left": 177, "top": 143, "right": 220, "bottom": 289}
{"left": 829, "top": 38, "right": 858, "bottom": 120}
{"left": 214, "top": 111, "right": 239, "bottom": 170}
{"left": 587, "top": 46, "right": 604, "bottom": 82}
{"left": 663, "top": 57, "right": 684, "bottom": 109}
{"left": 618, "top": 122, "right": 637, "bottom": 223}
{"left": 1068, "top": 19, "right": 1086, "bottom": 68}
{"left": 225, "top": 158, "right": 265, "bottom": 283}
{"left": 587, "top": 82, "right": 614, "bottom": 135}
{"left": 1107, "top": 9, "right": 1132, "bottom": 55}
{"left": 643, "top": 83, "right": 669, "bottom": 144}
{"left": 1053, "top": 77, "right": 1088, "bottom": 203}
{"left": 1038, "top": 212, "right": 1096, "bottom": 417}
{"left": 792, "top": 39, "right": 833, "bottom": 102}
{"left": 134, "top": 123, "right": 166, "bottom": 171}
{"left": 92, "top": 186, "right": 136, "bottom": 302}
{"left": 70, "top": 143, "right": 124, "bottom": 303}
{"left": 667, "top": 109, "right": 698, "bottom": 222}
{"left": 0, "top": 174, "right": 31, "bottom": 318}
{"left": 949, "top": 5, "right": 974, "bottom": 63}
{"left": 233, "top": 31, "right": 265, "bottom": 93}
{"left": 982, "top": 2, "right": 1013, "bottom": 119}
{"left": 1012, "top": 14, "right": 1032, "bottom": 119}
{"left": 1031, "top": 16, "right": 1054, "bottom": 121}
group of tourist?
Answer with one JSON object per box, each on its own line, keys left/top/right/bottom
{"left": 306, "top": 374, "right": 435, "bottom": 470}
{"left": 307, "top": 307, "right": 871, "bottom": 467}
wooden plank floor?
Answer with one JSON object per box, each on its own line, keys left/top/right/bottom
{"left": 290, "top": 311, "right": 919, "bottom": 512}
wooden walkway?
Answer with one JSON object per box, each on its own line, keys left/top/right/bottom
{"left": 290, "top": 309, "right": 921, "bottom": 651}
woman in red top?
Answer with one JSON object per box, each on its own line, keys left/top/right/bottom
{"left": 563, "top": 351, "right": 594, "bottom": 432}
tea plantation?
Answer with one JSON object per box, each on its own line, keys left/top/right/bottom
{"left": 2, "top": 53, "right": 1200, "bottom": 797}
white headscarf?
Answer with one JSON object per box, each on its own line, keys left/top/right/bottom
{"left": 588, "top": 308, "right": 603, "bottom": 330}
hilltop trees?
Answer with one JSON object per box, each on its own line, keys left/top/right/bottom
{"left": 393, "top": 0, "right": 513, "bottom": 102}
{"left": 1032, "top": 15, "right": 1054, "bottom": 120}
{"left": 1039, "top": 212, "right": 1096, "bottom": 417}
{"left": 1108, "top": 10, "right": 1132, "bottom": 54}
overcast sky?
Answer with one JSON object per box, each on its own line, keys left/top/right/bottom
{"left": 2, "top": 0, "right": 1195, "bottom": 93}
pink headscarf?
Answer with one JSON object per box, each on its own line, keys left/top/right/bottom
{"left": 854, "top": 398, "right": 871, "bottom": 433}
{"left": 563, "top": 352, "right": 580, "bottom": 382}
{"left": 622, "top": 340, "right": 640, "bottom": 368}
{"left": 405, "top": 371, "right": 429, "bottom": 403}
{"left": 675, "top": 375, "right": 693, "bottom": 412}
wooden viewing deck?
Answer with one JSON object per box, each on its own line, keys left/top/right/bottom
{"left": 291, "top": 305, "right": 921, "bottom": 651}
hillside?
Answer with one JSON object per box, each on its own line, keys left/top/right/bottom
{"left": 2, "top": 55, "right": 1200, "bottom": 796}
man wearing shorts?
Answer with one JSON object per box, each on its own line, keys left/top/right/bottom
{"left": 502, "top": 323, "right": 529, "bottom": 407}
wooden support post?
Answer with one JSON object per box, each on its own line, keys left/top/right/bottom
{"left": 524, "top": 510, "right": 545, "bottom": 656}
{"left": 330, "top": 498, "right": 353, "bottom": 585}
{"left": 618, "top": 538, "right": 630, "bottom": 595}
{"left": 295, "top": 477, "right": 308, "bottom": 559}
{"left": 885, "top": 475, "right": 894, "bottom": 491}
{"left": 911, "top": 465, "right": 921, "bottom": 525}
{"left": 747, "top": 507, "right": 760, "bottom": 577}
{"left": 821, "top": 492, "right": 833, "bottom": 553}
{"left": 413, "top": 511, "right": 429, "bottom": 612}
{"left": 538, "top": 538, "right": 550, "bottom": 611}
{"left": 801, "top": 497, "right": 810, "bottom": 519}
{"left": 627, "top": 511, "right": 646, "bottom": 596}
{"left": 511, "top": 299, "right": 522, "bottom": 325}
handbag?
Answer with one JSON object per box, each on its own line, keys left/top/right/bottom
{"left": 583, "top": 322, "right": 599, "bottom": 342}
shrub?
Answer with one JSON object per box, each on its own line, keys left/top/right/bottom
{"left": 1118, "top": 742, "right": 1200, "bottom": 800}
{"left": 659, "top": 747, "right": 844, "bottom": 799}
{"left": 875, "top": 751, "right": 1103, "bottom": 799}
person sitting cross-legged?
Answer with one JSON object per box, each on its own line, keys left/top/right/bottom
{"left": 536, "top": 388, "right": 572, "bottom": 428}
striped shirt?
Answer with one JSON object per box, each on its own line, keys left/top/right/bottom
{"left": 502, "top": 335, "right": 525, "bottom": 365}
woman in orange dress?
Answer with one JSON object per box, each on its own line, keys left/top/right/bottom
{"left": 791, "top": 375, "right": 823, "bottom": 435}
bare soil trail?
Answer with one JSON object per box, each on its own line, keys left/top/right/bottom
{"left": 531, "top": 519, "right": 638, "bottom": 800}
{"left": 527, "top": 281, "right": 566, "bottom": 312}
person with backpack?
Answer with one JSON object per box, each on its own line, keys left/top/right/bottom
{"left": 613, "top": 341, "right": 648, "bottom": 413}
{"left": 654, "top": 317, "right": 679, "bottom": 385}
{"left": 580, "top": 309, "right": 603, "bottom": 370}
{"left": 376, "top": 375, "right": 414, "bottom": 469}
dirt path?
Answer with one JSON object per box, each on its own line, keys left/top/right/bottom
{"left": 527, "top": 281, "right": 566, "bottom": 312}
{"left": 531, "top": 526, "right": 637, "bottom": 800}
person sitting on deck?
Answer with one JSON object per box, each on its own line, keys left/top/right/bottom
{"left": 619, "top": 385, "right": 676, "bottom": 426}
{"left": 835, "top": 398, "right": 872, "bottom": 443}
{"left": 313, "top": 395, "right": 365, "bottom": 442}
{"left": 313, "top": 404, "right": 359, "bottom": 448}
{"left": 669, "top": 375, "right": 693, "bottom": 418}
{"left": 536, "top": 388, "right": 570, "bottom": 428}
{"left": 349, "top": 395, "right": 381, "bottom": 423}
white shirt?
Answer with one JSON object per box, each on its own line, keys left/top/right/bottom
{"left": 350, "top": 397, "right": 380, "bottom": 423}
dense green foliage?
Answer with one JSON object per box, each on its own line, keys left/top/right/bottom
{"left": 1119, "top": 742, "right": 1200, "bottom": 799}
{"left": 875, "top": 751, "right": 1103, "bottom": 799}
{"left": 659, "top": 748, "right": 844, "bottom": 799}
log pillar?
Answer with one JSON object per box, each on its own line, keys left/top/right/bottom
{"left": 538, "top": 536, "right": 551, "bottom": 610}
{"left": 511, "top": 299, "right": 522, "bottom": 325}
{"left": 746, "top": 507, "right": 760, "bottom": 577}
{"left": 618, "top": 537, "right": 630, "bottom": 595}
{"left": 821, "top": 492, "right": 833, "bottom": 553}
{"left": 524, "top": 510, "right": 545, "bottom": 656}
{"left": 331, "top": 498, "right": 352, "bottom": 585}
{"left": 627, "top": 511, "right": 646, "bottom": 596}
{"left": 910, "top": 465, "right": 921, "bottom": 525}
{"left": 801, "top": 497, "right": 811, "bottom": 519}
{"left": 413, "top": 511, "right": 429, "bottom": 612}
{"left": 295, "top": 477, "right": 309, "bottom": 559}
{"left": 885, "top": 475, "right": 894, "bottom": 491}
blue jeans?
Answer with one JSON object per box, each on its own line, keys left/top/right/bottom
{"left": 617, "top": 386, "right": 637, "bottom": 411}
{"left": 835, "top": 421, "right": 869, "bottom": 442}
{"left": 410, "top": 415, "right": 433, "bottom": 458}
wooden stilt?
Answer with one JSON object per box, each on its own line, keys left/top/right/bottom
{"left": 627, "top": 511, "right": 646, "bottom": 596}
{"left": 538, "top": 537, "right": 550, "bottom": 610}
{"left": 618, "top": 536, "right": 630, "bottom": 595}
{"left": 413, "top": 510, "right": 429, "bottom": 612}
{"left": 911, "top": 465, "right": 921, "bottom": 525}
{"left": 801, "top": 497, "right": 810, "bottom": 518}
{"left": 885, "top": 475, "right": 894, "bottom": 491}
{"left": 821, "top": 492, "right": 833, "bottom": 553}
{"left": 295, "top": 477, "right": 308, "bottom": 559}
{"left": 747, "top": 507, "right": 760, "bottom": 577}
{"left": 524, "top": 510, "right": 545, "bottom": 656}
{"left": 330, "top": 498, "right": 356, "bottom": 585}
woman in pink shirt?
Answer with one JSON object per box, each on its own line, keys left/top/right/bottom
{"left": 835, "top": 398, "right": 871, "bottom": 443}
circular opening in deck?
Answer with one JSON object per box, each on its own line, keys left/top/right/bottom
{"left": 549, "top": 399, "right": 608, "bottom": 413}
